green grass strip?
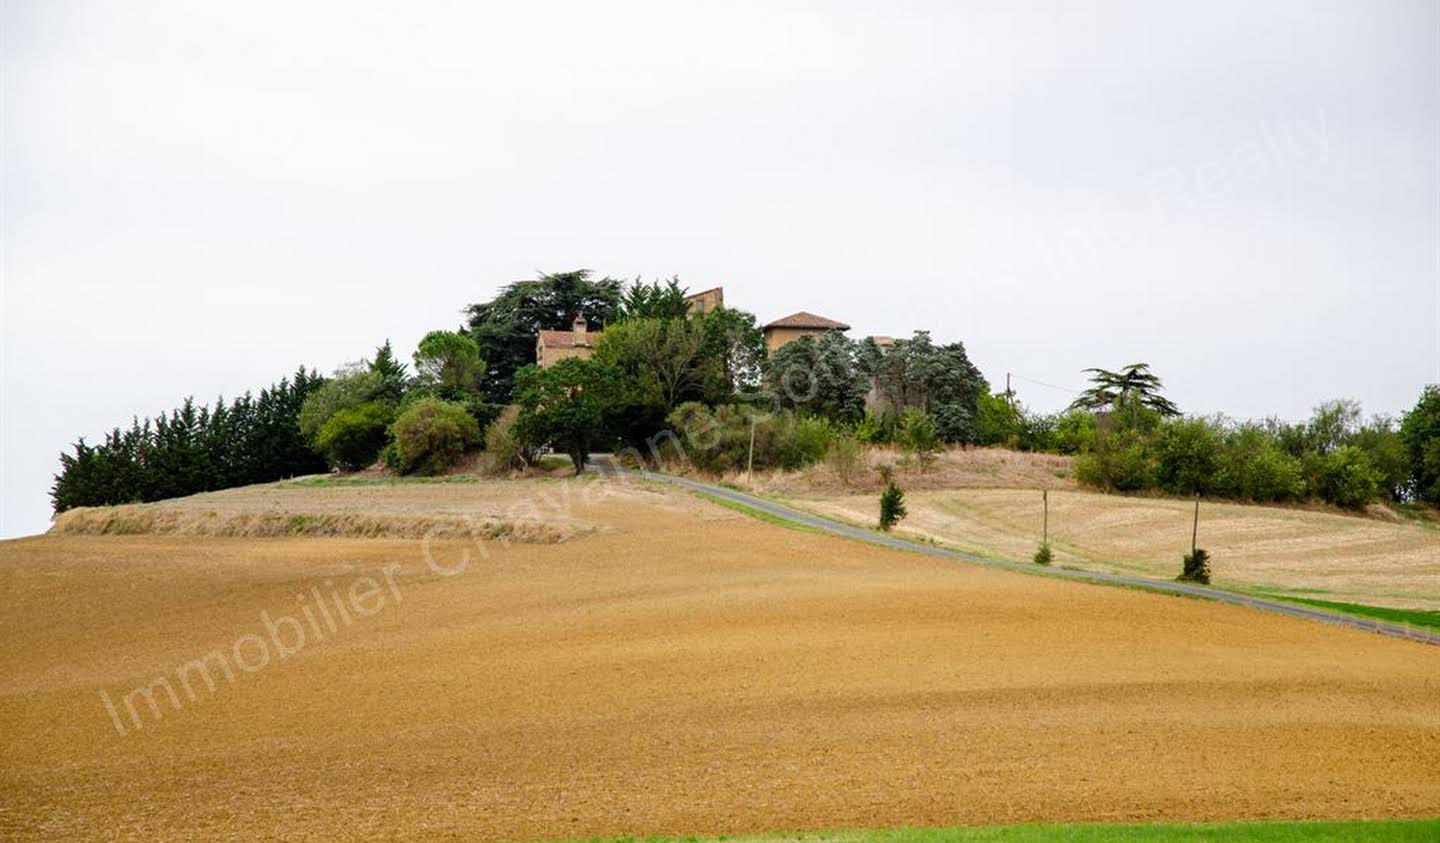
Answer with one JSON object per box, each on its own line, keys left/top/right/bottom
{"left": 1263, "top": 596, "right": 1440, "bottom": 631}
{"left": 568, "top": 818, "right": 1440, "bottom": 843}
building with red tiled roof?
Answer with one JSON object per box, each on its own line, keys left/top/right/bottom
{"left": 762, "top": 311, "right": 851, "bottom": 353}
{"left": 536, "top": 315, "right": 600, "bottom": 368}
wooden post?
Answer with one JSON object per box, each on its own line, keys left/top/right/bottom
{"left": 747, "top": 416, "right": 756, "bottom": 486}
{"left": 1042, "top": 489, "right": 1049, "bottom": 545}
{"left": 1191, "top": 494, "right": 1200, "bottom": 556}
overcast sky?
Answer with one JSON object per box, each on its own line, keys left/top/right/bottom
{"left": 2, "top": 0, "right": 1437, "bottom": 538}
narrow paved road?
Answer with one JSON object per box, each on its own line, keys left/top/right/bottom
{"left": 597, "top": 461, "right": 1440, "bottom": 647}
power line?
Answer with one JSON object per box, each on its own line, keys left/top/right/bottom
{"left": 1008, "top": 373, "right": 1083, "bottom": 395}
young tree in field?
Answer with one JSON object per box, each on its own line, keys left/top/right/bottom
{"left": 1070, "top": 363, "right": 1180, "bottom": 421}
{"left": 464, "top": 269, "right": 624, "bottom": 402}
{"left": 413, "top": 330, "right": 485, "bottom": 394}
{"left": 512, "top": 358, "right": 621, "bottom": 474}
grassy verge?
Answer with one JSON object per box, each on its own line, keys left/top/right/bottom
{"left": 1253, "top": 595, "right": 1440, "bottom": 631}
{"left": 569, "top": 818, "right": 1440, "bottom": 842}
{"left": 689, "top": 491, "right": 830, "bottom": 537}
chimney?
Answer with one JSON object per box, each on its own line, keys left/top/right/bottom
{"left": 572, "top": 314, "right": 588, "bottom": 334}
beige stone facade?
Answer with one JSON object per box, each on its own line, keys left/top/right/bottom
{"left": 684, "top": 287, "right": 724, "bottom": 316}
{"left": 536, "top": 315, "right": 600, "bottom": 368}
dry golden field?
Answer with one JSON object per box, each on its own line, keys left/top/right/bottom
{"left": 2, "top": 475, "right": 1439, "bottom": 841}
{"left": 786, "top": 487, "right": 1440, "bottom": 611}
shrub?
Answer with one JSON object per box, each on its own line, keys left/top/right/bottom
{"left": 389, "top": 397, "right": 481, "bottom": 476}
{"left": 1312, "top": 444, "right": 1382, "bottom": 510}
{"left": 792, "top": 416, "right": 835, "bottom": 465}
{"left": 1075, "top": 430, "right": 1156, "bottom": 491}
{"left": 314, "top": 401, "right": 394, "bottom": 471}
{"left": 479, "top": 406, "right": 530, "bottom": 475}
{"left": 976, "top": 392, "right": 1023, "bottom": 447}
{"left": 298, "top": 367, "right": 386, "bottom": 445}
{"left": 666, "top": 403, "right": 831, "bottom": 474}
{"left": 854, "top": 412, "right": 890, "bottom": 444}
{"left": 826, "top": 432, "right": 863, "bottom": 485}
{"left": 1033, "top": 543, "right": 1052, "bottom": 565}
{"left": 1213, "top": 425, "right": 1305, "bottom": 502}
{"left": 878, "top": 472, "right": 907, "bottom": 530}
{"left": 1052, "top": 409, "right": 1096, "bottom": 454}
{"left": 932, "top": 402, "right": 976, "bottom": 444}
{"left": 897, "top": 410, "right": 941, "bottom": 471}
{"left": 1155, "top": 416, "right": 1223, "bottom": 495}
{"left": 1179, "top": 548, "right": 1211, "bottom": 584}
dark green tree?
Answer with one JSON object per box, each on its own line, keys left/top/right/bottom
{"left": 413, "top": 330, "right": 485, "bottom": 394}
{"left": 696, "top": 307, "right": 766, "bottom": 400}
{"left": 1070, "top": 363, "right": 1180, "bottom": 419}
{"left": 464, "top": 269, "right": 623, "bottom": 402}
{"left": 1400, "top": 385, "right": 1440, "bottom": 504}
{"left": 50, "top": 367, "right": 328, "bottom": 513}
{"left": 370, "top": 339, "right": 407, "bottom": 380}
{"left": 512, "top": 358, "right": 622, "bottom": 474}
{"left": 862, "top": 331, "right": 986, "bottom": 443}
{"left": 617, "top": 277, "right": 690, "bottom": 320}
{"left": 763, "top": 333, "right": 867, "bottom": 423}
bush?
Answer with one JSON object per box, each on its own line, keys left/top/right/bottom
{"left": 1155, "top": 417, "right": 1223, "bottom": 495}
{"left": 792, "top": 416, "right": 835, "bottom": 465}
{"left": 479, "top": 406, "right": 530, "bottom": 475}
{"left": 1312, "top": 444, "right": 1382, "bottom": 509}
{"left": 666, "top": 403, "right": 831, "bottom": 474}
{"left": 1075, "top": 430, "right": 1156, "bottom": 492}
{"left": 298, "top": 367, "right": 386, "bottom": 445}
{"left": 314, "top": 401, "right": 394, "bottom": 471}
{"left": 1212, "top": 425, "right": 1305, "bottom": 502}
{"left": 1052, "top": 409, "right": 1096, "bottom": 455}
{"left": 826, "top": 432, "right": 863, "bottom": 485}
{"left": 1033, "top": 543, "right": 1052, "bottom": 565}
{"left": 878, "top": 472, "right": 907, "bottom": 530}
{"left": 1179, "top": 548, "right": 1211, "bottom": 584}
{"left": 896, "top": 410, "right": 941, "bottom": 471}
{"left": 932, "top": 402, "right": 976, "bottom": 444}
{"left": 854, "top": 412, "right": 890, "bottom": 444}
{"left": 975, "top": 392, "right": 1023, "bottom": 447}
{"left": 389, "top": 398, "right": 481, "bottom": 476}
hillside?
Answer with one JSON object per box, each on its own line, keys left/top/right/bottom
{"left": 2, "top": 475, "right": 1438, "bottom": 840}
{"left": 778, "top": 482, "right": 1440, "bottom": 613}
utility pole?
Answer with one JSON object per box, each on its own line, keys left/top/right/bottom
{"left": 1006, "top": 372, "right": 1013, "bottom": 409}
{"left": 747, "top": 415, "right": 757, "bottom": 486}
{"left": 1191, "top": 494, "right": 1200, "bottom": 556}
{"left": 1043, "top": 489, "right": 1049, "bottom": 546}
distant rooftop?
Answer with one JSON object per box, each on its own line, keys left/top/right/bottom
{"left": 763, "top": 311, "right": 851, "bottom": 331}
{"left": 537, "top": 329, "right": 597, "bottom": 348}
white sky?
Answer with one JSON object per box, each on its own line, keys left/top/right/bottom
{"left": 3, "top": 0, "right": 1438, "bottom": 537}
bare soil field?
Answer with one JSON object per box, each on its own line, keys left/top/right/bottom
{"left": 787, "top": 488, "right": 1440, "bottom": 611}
{"left": 2, "top": 476, "right": 1439, "bottom": 841}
